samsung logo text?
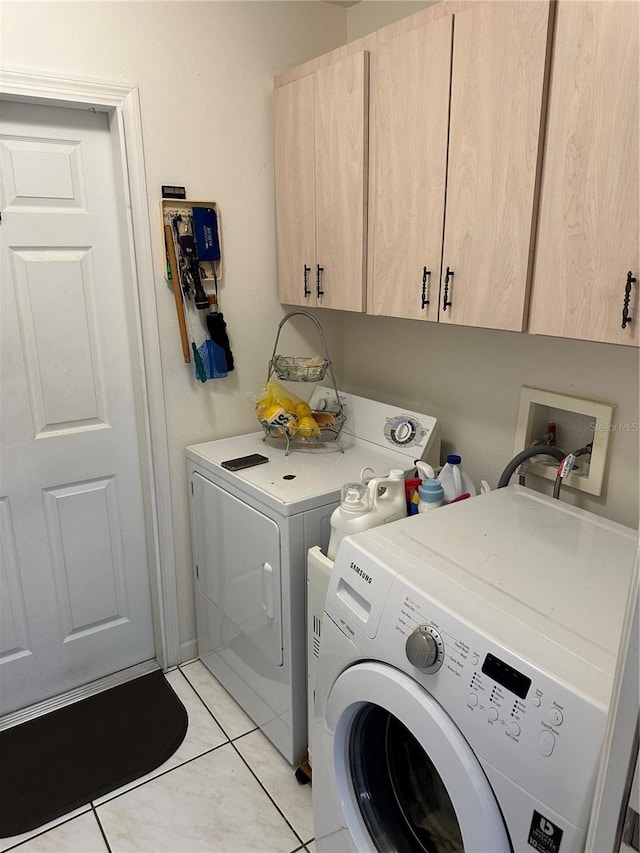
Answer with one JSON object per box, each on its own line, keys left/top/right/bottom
{"left": 350, "top": 561, "right": 372, "bottom": 584}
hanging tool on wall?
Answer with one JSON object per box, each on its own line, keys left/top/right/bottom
{"left": 193, "top": 205, "right": 234, "bottom": 376}
{"left": 192, "top": 206, "right": 221, "bottom": 282}
{"left": 207, "top": 303, "right": 235, "bottom": 373}
{"left": 164, "top": 223, "right": 190, "bottom": 363}
{"left": 163, "top": 199, "right": 232, "bottom": 380}
{"left": 167, "top": 214, "right": 207, "bottom": 379}
{"left": 178, "top": 266, "right": 207, "bottom": 382}
{"left": 179, "top": 231, "right": 209, "bottom": 310}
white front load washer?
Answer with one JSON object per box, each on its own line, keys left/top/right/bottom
{"left": 312, "top": 486, "right": 638, "bottom": 852}
{"left": 186, "top": 386, "right": 440, "bottom": 765}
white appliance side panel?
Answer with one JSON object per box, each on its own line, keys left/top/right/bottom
{"left": 307, "top": 546, "right": 335, "bottom": 766}
{"left": 191, "top": 472, "right": 283, "bottom": 667}
{"left": 303, "top": 500, "right": 336, "bottom": 559}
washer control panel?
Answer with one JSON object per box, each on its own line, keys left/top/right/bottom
{"left": 387, "top": 584, "right": 608, "bottom": 824}
{"left": 395, "top": 593, "right": 577, "bottom": 757}
{"left": 405, "top": 624, "right": 445, "bottom": 672}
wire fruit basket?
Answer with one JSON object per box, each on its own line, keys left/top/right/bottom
{"left": 261, "top": 311, "right": 344, "bottom": 454}
{"left": 271, "top": 355, "right": 329, "bottom": 383}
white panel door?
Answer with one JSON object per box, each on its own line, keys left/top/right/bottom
{"left": 0, "top": 101, "right": 155, "bottom": 715}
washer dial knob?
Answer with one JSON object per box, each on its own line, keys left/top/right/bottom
{"left": 405, "top": 625, "right": 444, "bottom": 672}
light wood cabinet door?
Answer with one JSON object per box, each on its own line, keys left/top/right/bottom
{"left": 529, "top": 1, "right": 639, "bottom": 347}
{"left": 367, "top": 17, "right": 452, "bottom": 321}
{"left": 274, "top": 74, "right": 315, "bottom": 307}
{"left": 314, "top": 52, "right": 368, "bottom": 312}
{"left": 440, "top": 1, "right": 552, "bottom": 331}
{"left": 274, "top": 53, "right": 368, "bottom": 311}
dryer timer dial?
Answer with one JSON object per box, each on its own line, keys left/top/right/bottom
{"left": 405, "top": 625, "right": 444, "bottom": 672}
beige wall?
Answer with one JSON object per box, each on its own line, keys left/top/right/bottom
{"left": 347, "top": 0, "right": 434, "bottom": 40}
{"left": 338, "top": 313, "right": 639, "bottom": 527}
{"left": 3, "top": 1, "right": 638, "bottom": 663}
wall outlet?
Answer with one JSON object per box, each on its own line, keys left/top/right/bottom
{"left": 513, "top": 387, "right": 615, "bottom": 496}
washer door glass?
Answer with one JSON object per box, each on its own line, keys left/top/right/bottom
{"left": 324, "top": 662, "right": 511, "bottom": 852}
{"left": 350, "top": 703, "right": 463, "bottom": 853}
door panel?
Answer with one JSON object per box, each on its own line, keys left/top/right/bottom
{"left": 44, "top": 478, "right": 130, "bottom": 639}
{"left": 367, "top": 18, "right": 452, "bottom": 321}
{"left": 192, "top": 473, "right": 283, "bottom": 667}
{"left": 0, "top": 498, "right": 30, "bottom": 665}
{"left": 0, "top": 101, "right": 155, "bottom": 715}
{"left": 274, "top": 74, "right": 315, "bottom": 307}
{"left": 314, "top": 52, "right": 368, "bottom": 312}
{"left": 11, "top": 247, "right": 107, "bottom": 433}
{"left": 529, "top": 0, "right": 639, "bottom": 345}
{"left": 440, "top": 1, "right": 551, "bottom": 331}
{"left": 0, "top": 133, "right": 88, "bottom": 211}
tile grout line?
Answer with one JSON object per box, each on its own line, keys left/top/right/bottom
{"left": 0, "top": 808, "right": 93, "bottom": 853}
{"left": 91, "top": 805, "right": 112, "bottom": 853}
{"left": 229, "top": 738, "right": 310, "bottom": 851}
{"left": 178, "top": 664, "right": 314, "bottom": 850}
{"left": 177, "top": 664, "right": 259, "bottom": 742}
{"left": 91, "top": 667, "right": 255, "bottom": 810}
{"left": 1, "top": 667, "right": 297, "bottom": 853}
{"left": 92, "top": 741, "right": 231, "bottom": 808}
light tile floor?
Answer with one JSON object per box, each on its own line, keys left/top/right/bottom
{"left": 1, "top": 662, "right": 315, "bottom": 853}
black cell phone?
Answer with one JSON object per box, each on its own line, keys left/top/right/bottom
{"left": 221, "top": 453, "right": 269, "bottom": 471}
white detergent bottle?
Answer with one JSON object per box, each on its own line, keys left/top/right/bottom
{"left": 366, "top": 468, "right": 407, "bottom": 526}
{"left": 437, "top": 454, "right": 477, "bottom": 503}
{"left": 327, "top": 471, "right": 407, "bottom": 561}
{"left": 327, "top": 482, "right": 374, "bottom": 561}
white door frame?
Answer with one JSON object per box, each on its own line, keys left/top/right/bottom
{"left": 0, "top": 69, "right": 180, "bottom": 672}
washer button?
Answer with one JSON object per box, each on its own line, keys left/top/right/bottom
{"left": 538, "top": 730, "right": 556, "bottom": 757}
{"left": 532, "top": 696, "right": 542, "bottom": 707}
{"left": 547, "top": 707, "right": 564, "bottom": 726}
{"left": 488, "top": 707, "right": 499, "bottom": 722}
{"left": 471, "top": 654, "right": 479, "bottom": 666}
{"left": 467, "top": 693, "right": 478, "bottom": 708}
{"left": 506, "top": 722, "right": 521, "bottom": 737}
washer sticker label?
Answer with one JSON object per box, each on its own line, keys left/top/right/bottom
{"left": 528, "top": 811, "right": 563, "bottom": 852}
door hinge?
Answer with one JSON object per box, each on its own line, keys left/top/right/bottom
{"left": 191, "top": 481, "right": 194, "bottom": 495}
{"left": 195, "top": 564, "right": 199, "bottom": 579}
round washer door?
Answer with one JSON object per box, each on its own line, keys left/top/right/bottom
{"left": 325, "top": 661, "right": 512, "bottom": 853}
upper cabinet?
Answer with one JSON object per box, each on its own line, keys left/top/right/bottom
{"left": 367, "top": 17, "right": 452, "bottom": 322}
{"left": 274, "top": 0, "right": 637, "bottom": 345}
{"left": 273, "top": 73, "right": 315, "bottom": 308}
{"left": 274, "top": 52, "right": 368, "bottom": 312}
{"left": 367, "top": 2, "right": 553, "bottom": 331}
{"left": 528, "top": 1, "right": 639, "bottom": 347}
{"left": 440, "top": 2, "right": 551, "bottom": 331}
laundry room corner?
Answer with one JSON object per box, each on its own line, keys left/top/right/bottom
{"left": 339, "top": 314, "right": 639, "bottom": 530}
{"left": 0, "top": 0, "right": 350, "bottom": 660}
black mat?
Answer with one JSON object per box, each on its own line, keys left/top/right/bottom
{"left": 0, "top": 670, "right": 188, "bottom": 838}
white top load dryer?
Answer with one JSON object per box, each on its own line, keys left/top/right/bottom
{"left": 312, "top": 485, "right": 638, "bottom": 852}
{"left": 186, "top": 387, "right": 439, "bottom": 765}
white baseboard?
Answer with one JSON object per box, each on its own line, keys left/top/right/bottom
{"left": 180, "top": 639, "right": 198, "bottom": 665}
